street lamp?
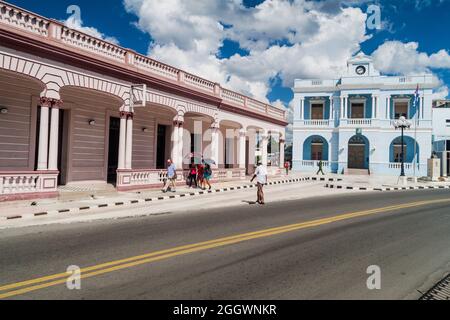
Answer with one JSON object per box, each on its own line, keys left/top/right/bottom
{"left": 393, "top": 116, "right": 411, "bottom": 177}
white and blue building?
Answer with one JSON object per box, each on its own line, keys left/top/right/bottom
{"left": 292, "top": 52, "right": 438, "bottom": 176}
{"left": 432, "top": 100, "right": 450, "bottom": 177}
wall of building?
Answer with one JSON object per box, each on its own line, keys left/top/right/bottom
{"left": 0, "top": 74, "right": 41, "bottom": 171}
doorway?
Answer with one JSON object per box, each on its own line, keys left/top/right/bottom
{"left": 107, "top": 117, "right": 120, "bottom": 184}
{"left": 348, "top": 136, "right": 368, "bottom": 169}
{"left": 57, "top": 109, "right": 69, "bottom": 185}
{"left": 156, "top": 124, "right": 167, "bottom": 169}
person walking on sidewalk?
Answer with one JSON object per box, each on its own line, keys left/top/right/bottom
{"left": 316, "top": 160, "right": 325, "bottom": 176}
{"left": 251, "top": 161, "right": 268, "bottom": 205}
{"left": 197, "top": 162, "right": 205, "bottom": 190}
{"left": 204, "top": 163, "right": 213, "bottom": 191}
{"left": 162, "top": 159, "right": 177, "bottom": 193}
{"left": 284, "top": 161, "right": 290, "bottom": 175}
{"left": 188, "top": 164, "right": 197, "bottom": 188}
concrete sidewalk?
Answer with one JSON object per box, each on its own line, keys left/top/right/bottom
{"left": 0, "top": 173, "right": 341, "bottom": 221}
{"left": 325, "top": 174, "right": 450, "bottom": 191}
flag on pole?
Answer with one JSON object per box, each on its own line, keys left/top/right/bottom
{"left": 413, "top": 84, "right": 420, "bottom": 112}
{"left": 413, "top": 84, "right": 419, "bottom": 176}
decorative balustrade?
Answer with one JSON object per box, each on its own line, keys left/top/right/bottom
{"left": 247, "top": 98, "right": 267, "bottom": 113}
{"left": 302, "top": 120, "right": 330, "bottom": 126}
{"left": 0, "top": 1, "right": 286, "bottom": 122}
{"left": 0, "top": 171, "right": 58, "bottom": 197}
{"left": 388, "top": 163, "right": 413, "bottom": 170}
{"left": 389, "top": 119, "right": 430, "bottom": 128}
{"left": 133, "top": 54, "right": 179, "bottom": 81}
{"left": 221, "top": 89, "right": 246, "bottom": 107}
{"left": 301, "top": 160, "right": 330, "bottom": 168}
{"left": 343, "top": 119, "right": 372, "bottom": 126}
{"left": 267, "top": 106, "right": 286, "bottom": 119}
{"left": 184, "top": 72, "right": 215, "bottom": 93}
{"left": 0, "top": 2, "right": 49, "bottom": 36}
{"left": 60, "top": 27, "right": 127, "bottom": 64}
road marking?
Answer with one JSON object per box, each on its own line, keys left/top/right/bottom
{"left": 1, "top": 198, "right": 449, "bottom": 299}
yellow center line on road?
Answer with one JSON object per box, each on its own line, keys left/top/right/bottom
{"left": 1, "top": 198, "right": 449, "bottom": 299}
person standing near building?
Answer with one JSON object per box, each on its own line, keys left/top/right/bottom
{"left": 251, "top": 161, "right": 268, "bottom": 205}
{"left": 162, "top": 159, "right": 177, "bottom": 193}
{"left": 316, "top": 160, "right": 325, "bottom": 175}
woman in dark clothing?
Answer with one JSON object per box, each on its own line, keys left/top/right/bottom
{"left": 188, "top": 164, "right": 197, "bottom": 188}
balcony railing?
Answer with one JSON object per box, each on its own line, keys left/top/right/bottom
{"left": 302, "top": 119, "right": 330, "bottom": 127}
{"left": 301, "top": 160, "right": 330, "bottom": 168}
{"left": 0, "top": 1, "right": 286, "bottom": 122}
{"left": 388, "top": 163, "right": 417, "bottom": 170}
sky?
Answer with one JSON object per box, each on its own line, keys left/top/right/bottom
{"left": 8, "top": 0, "right": 450, "bottom": 142}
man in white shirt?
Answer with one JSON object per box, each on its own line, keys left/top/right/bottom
{"left": 251, "top": 161, "right": 268, "bottom": 205}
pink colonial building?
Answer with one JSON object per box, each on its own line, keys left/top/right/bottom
{"left": 0, "top": 2, "right": 287, "bottom": 201}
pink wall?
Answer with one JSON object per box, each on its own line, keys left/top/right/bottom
{"left": 0, "top": 73, "right": 41, "bottom": 171}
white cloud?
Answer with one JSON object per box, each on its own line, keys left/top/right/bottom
{"left": 64, "top": 15, "right": 119, "bottom": 45}
{"left": 372, "top": 41, "right": 450, "bottom": 75}
{"left": 124, "top": 0, "right": 370, "bottom": 103}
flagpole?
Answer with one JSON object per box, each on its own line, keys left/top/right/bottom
{"left": 413, "top": 85, "right": 419, "bottom": 179}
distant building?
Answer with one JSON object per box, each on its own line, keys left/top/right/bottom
{"left": 292, "top": 52, "right": 438, "bottom": 176}
{"left": 432, "top": 100, "right": 450, "bottom": 176}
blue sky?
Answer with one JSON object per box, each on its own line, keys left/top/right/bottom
{"left": 9, "top": 0, "right": 450, "bottom": 107}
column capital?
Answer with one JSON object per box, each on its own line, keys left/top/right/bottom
{"left": 239, "top": 129, "right": 246, "bottom": 137}
{"left": 40, "top": 97, "right": 63, "bottom": 108}
{"left": 120, "top": 111, "right": 134, "bottom": 120}
{"left": 210, "top": 122, "right": 220, "bottom": 130}
{"left": 173, "top": 120, "right": 184, "bottom": 127}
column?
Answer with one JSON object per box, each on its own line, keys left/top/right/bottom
{"left": 279, "top": 139, "right": 285, "bottom": 169}
{"left": 118, "top": 112, "right": 127, "bottom": 170}
{"left": 125, "top": 113, "right": 133, "bottom": 169}
{"left": 300, "top": 98, "right": 305, "bottom": 120}
{"left": 386, "top": 95, "right": 392, "bottom": 119}
{"left": 340, "top": 96, "right": 345, "bottom": 119}
{"left": 177, "top": 120, "right": 184, "bottom": 169}
{"left": 372, "top": 95, "right": 376, "bottom": 119}
{"left": 210, "top": 124, "right": 219, "bottom": 168}
{"left": 329, "top": 96, "right": 333, "bottom": 121}
{"left": 37, "top": 98, "right": 51, "bottom": 170}
{"left": 261, "top": 131, "right": 269, "bottom": 166}
{"left": 171, "top": 122, "right": 180, "bottom": 167}
{"left": 238, "top": 129, "right": 246, "bottom": 169}
{"left": 48, "top": 106, "right": 60, "bottom": 171}
{"left": 345, "top": 96, "right": 349, "bottom": 119}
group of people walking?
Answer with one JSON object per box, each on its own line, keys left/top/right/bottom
{"left": 162, "top": 159, "right": 213, "bottom": 193}
{"left": 187, "top": 162, "right": 213, "bottom": 190}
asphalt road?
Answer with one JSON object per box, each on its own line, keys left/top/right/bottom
{"left": 1, "top": 189, "right": 450, "bottom": 300}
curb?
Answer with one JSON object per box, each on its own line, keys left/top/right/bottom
{"left": 325, "top": 183, "right": 450, "bottom": 192}
{"left": 1, "top": 176, "right": 342, "bottom": 222}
